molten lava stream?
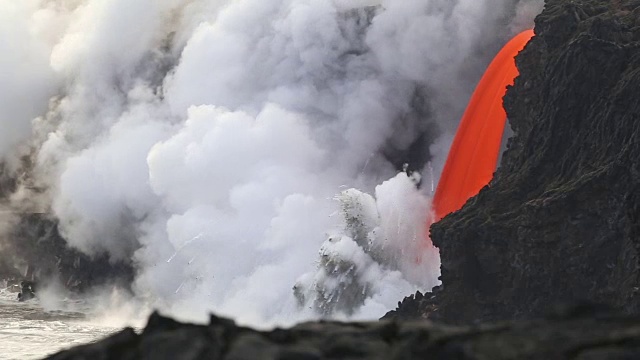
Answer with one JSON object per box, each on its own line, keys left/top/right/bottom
{"left": 431, "top": 29, "right": 535, "bottom": 224}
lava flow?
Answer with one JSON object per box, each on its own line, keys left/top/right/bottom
{"left": 431, "top": 29, "right": 535, "bottom": 222}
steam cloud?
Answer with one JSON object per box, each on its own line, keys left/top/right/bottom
{"left": 0, "top": 0, "right": 542, "bottom": 325}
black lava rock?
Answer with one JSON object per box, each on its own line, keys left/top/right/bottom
{"left": 388, "top": 0, "right": 640, "bottom": 324}
{"left": 17, "top": 280, "right": 36, "bottom": 302}
{"left": 45, "top": 308, "right": 640, "bottom": 360}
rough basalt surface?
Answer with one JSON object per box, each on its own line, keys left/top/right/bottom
{"left": 45, "top": 307, "right": 640, "bottom": 360}
{"left": 387, "top": 0, "right": 640, "bottom": 324}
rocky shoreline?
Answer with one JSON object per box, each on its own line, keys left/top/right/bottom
{"left": 46, "top": 305, "right": 640, "bottom": 360}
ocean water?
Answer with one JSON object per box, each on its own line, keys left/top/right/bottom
{"left": 0, "top": 289, "right": 120, "bottom": 360}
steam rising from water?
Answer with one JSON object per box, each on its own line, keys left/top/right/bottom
{"left": 0, "top": 0, "right": 542, "bottom": 326}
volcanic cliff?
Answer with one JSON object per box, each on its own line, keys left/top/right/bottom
{"left": 387, "top": 0, "right": 640, "bottom": 323}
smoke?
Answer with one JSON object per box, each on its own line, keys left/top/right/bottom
{"left": 0, "top": 0, "right": 542, "bottom": 326}
{"left": 0, "top": 1, "right": 59, "bottom": 164}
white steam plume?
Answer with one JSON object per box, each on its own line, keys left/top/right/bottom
{"left": 0, "top": 0, "right": 542, "bottom": 326}
{"left": 0, "top": 1, "right": 59, "bottom": 163}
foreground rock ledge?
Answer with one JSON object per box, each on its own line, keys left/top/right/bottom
{"left": 47, "top": 308, "right": 640, "bottom": 360}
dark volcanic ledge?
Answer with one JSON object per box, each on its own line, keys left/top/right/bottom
{"left": 46, "top": 308, "right": 640, "bottom": 360}
{"left": 389, "top": 0, "right": 640, "bottom": 324}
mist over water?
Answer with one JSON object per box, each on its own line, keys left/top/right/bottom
{"left": 0, "top": 0, "right": 542, "bottom": 327}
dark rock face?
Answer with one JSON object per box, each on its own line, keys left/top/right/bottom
{"left": 17, "top": 280, "right": 36, "bottom": 302}
{"left": 2, "top": 213, "right": 134, "bottom": 293}
{"left": 389, "top": 0, "right": 640, "bottom": 324}
{"left": 46, "top": 308, "right": 640, "bottom": 360}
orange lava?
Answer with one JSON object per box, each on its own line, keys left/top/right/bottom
{"left": 431, "top": 29, "right": 534, "bottom": 222}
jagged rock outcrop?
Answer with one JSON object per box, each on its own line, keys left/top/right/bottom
{"left": 388, "top": 0, "right": 640, "bottom": 323}
{"left": 17, "top": 280, "right": 36, "bottom": 301}
{"left": 1, "top": 213, "right": 134, "bottom": 293}
{"left": 46, "top": 306, "right": 640, "bottom": 360}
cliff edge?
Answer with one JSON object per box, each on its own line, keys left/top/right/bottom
{"left": 388, "top": 0, "right": 640, "bottom": 323}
